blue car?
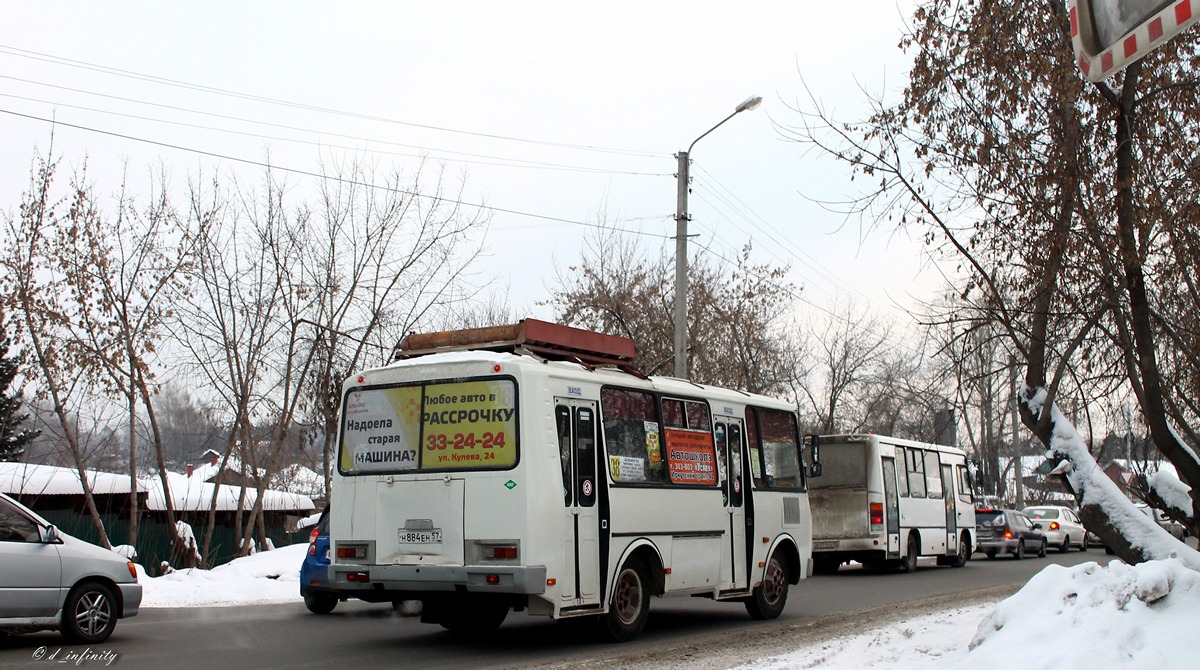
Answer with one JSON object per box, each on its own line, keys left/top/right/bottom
{"left": 300, "top": 506, "right": 341, "bottom": 614}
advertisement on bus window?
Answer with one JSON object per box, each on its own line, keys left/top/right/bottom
{"left": 339, "top": 378, "right": 517, "bottom": 473}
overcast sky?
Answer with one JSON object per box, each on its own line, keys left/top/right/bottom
{"left": 0, "top": 1, "right": 940, "bottom": 327}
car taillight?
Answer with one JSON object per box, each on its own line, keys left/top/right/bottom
{"left": 1004, "top": 529, "right": 1013, "bottom": 539}
{"left": 308, "top": 527, "right": 319, "bottom": 556}
{"left": 869, "top": 503, "right": 884, "bottom": 531}
{"left": 1050, "top": 522, "right": 1060, "bottom": 531}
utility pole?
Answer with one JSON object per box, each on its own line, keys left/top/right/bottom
{"left": 672, "top": 95, "right": 762, "bottom": 378}
{"left": 1009, "top": 354, "right": 1023, "bottom": 508}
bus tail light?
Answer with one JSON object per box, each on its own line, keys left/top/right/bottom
{"left": 486, "top": 574, "right": 500, "bottom": 585}
{"left": 337, "top": 545, "right": 366, "bottom": 559}
{"left": 485, "top": 545, "right": 518, "bottom": 560}
{"left": 869, "top": 503, "right": 884, "bottom": 532}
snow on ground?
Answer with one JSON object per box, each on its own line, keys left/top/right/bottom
{"left": 137, "top": 542, "right": 307, "bottom": 607}
{"left": 739, "top": 556, "right": 1197, "bottom": 670}
{"left": 139, "top": 544, "right": 1197, "bottom": 669}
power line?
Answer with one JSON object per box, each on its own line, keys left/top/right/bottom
{"left": 0, "top": 76, "right": 670, "bottom": 177}
{"left": 0, "top": 107, "right": 671, "bottom": 241}
{"left": 0, "top": 44, "right": 668, "bottom": 159}
{"left": 0, "top": 90, "right": 670, "bottom": 178}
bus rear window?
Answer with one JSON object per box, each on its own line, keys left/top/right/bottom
{"left": 337, "top": 378, "right": 518, "bottom": 474}
{"left": 806, "top": 442, "right": 867, "bottom": 489}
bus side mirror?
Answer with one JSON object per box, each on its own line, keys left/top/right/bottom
{"left": 805, "top": 434, "right": 821, "bottom": 477}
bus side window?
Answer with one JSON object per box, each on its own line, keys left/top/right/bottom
{"left": 601, "top": 387, "right": 665, "bottom": 484}
{"left": 756, "top": 408, "right": 801, "bottom": 489}
{"left": 924, "top": 450, "right": 943, "bottom": 498}
{"left": 746, "top": 409, "right": 764, "bottom": 487}
{"left": 907, "top": 448, "right": 927, "bottom": 498}
{"left": 896, "top": 447, "right": 910, "bottom": 497}
{"left": 957, "top": 465, "right": 973, "bottom": 504}
{"left": 556, "top": 405, "right": 572, "bottom": 506}
{"left": 576, "top": 407, "right": 597, "bottom": 507}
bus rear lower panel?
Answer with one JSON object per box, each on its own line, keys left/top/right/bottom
{"left": 330, "top": 562, "right": 548, "bottom": 596}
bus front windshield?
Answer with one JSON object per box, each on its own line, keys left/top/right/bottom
{"left": 337, "top": 378, "right": 518, "bottom": 474}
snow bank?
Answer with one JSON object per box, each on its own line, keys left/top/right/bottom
{"left": 964, "top": 558, "right": 1198, "bottom": 670}
{"left": 139, "top": 542, "right": 306, "bottom": 607}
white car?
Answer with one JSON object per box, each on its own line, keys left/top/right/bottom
{"left": 0, "top": 492, "right": 142, "bottom": 642}
{"left": 1022, "top": 505, "right": 1088, "bottom": 552}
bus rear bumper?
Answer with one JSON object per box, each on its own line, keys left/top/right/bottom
{"left": 330, "top": 563, "right": 548, "bottom": 596}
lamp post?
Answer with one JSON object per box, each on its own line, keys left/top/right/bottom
{"left": 673, "top": 95, "right": 762, "bottom": 378}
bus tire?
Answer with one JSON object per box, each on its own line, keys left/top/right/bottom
{"left": 949, "top": 532, "right": 970, "bottom": 568}
{"left": 603, "top": 560, "right": 650, "bottom": 642}
{"left": 898, "top": 534, "right": 919, "bottom": 573}
{"left": 745, "top": 553, "right": 789, "bottom": 620}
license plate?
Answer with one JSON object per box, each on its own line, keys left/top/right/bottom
{"left": 398, "top": 529, "right": 442, "bottom": 544}
{"left": 814, "top": 540, "right": 838, "bottom": 551}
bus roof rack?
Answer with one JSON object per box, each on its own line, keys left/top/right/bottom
{"left": 392, "top": 319, "right": 641, "bottom": 372}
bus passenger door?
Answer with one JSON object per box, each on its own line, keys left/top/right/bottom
{"left": 881, "top": 456, "right": 901, "bottom": 557}
{"left": 942, "top": 464, "right": 958, "bottom": 554}
{"left": 715, "top": 418, "right": 749, "bottom": 592}
{"left": 555, "top": 400, "right": 602, "bottom": 605}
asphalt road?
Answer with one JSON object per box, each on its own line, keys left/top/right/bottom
{"left": 0, "top": 548, "right": 1104, "bottom": 670}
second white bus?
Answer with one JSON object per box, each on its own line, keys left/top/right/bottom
{"left": 805, "top": 434, "right": 975, "bottom": 573}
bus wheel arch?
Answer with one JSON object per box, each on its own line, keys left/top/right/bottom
{"left": 612, "top": 542, "right": 665, "bottom": 596}
{"left": 604, "top": 554, "right": 654, "bottom": 642}
{"left": 745, "top": 541, "right": 795, "bottom": 620}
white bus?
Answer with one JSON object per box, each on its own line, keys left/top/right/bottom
{"left": 327, "top": 320, "right": 817, "bottom": 641}
{"left": 804, "top": 434, "right": 974, "bottom": 573}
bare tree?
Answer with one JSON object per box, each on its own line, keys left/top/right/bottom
{"left": 0, "top": 150, "right": 111, "bottom": 546}
{"left": 549, "top": 229, "right": 801, "bottom": 396}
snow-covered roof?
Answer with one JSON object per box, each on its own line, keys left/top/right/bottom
{"left": 144, "top": 471, "right": 314, "bottom": 513}
{"left": 0, "top": 462, "right": 137, "bottom": 496}
{"left": 0, "top": 461, "right": 314, "bottom": 513}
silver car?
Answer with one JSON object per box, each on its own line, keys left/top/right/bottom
{"left": 1022, "top": 505, "right": 1089, "bottom": 552}
{"left": 0, "top": 492, "right": 142, "bottom": 642}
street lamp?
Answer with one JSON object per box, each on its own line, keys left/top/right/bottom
{"left": 673, "top": 95, "right": 762, "bottom": 378}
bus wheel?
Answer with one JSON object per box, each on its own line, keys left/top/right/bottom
{"left": 898, "top": 534, "right": 919, "bottom": 573}
{"left": 604, "top": 560, "right": 650, "bottom": 642}
{"left": 949, "top": 532, "right": 970, "bottom": 568}
{"left": 745, "top": 553, "right": 789, "bottom": 620}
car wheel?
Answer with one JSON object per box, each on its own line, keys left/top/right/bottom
{"left": 1013, "top": 541, "right": 1025, "bottom": 560}
{"left": 61, "top": 581, "right": 118, "bottom": 644}
{"left": 603, "top": 560, "right": 650, "bottom": 642}
{"left": 304, "top": 592, "right": 338, "bottom": 615}
{"left": 1059, "top": 537, "right": 1070, "bottom": 554}
{"left": 1038, "top": 540, "right": 1048, "bottom": 558}
{"left": 745, "top": 552, "right": 789, "bottom": 620}
{"left": 898, "top": 534, "right": 919, "bottom": 573}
